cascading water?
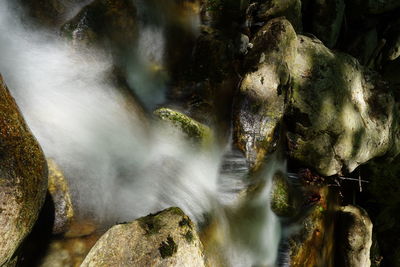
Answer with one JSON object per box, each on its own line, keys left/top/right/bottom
{"left": 0, "top": 1, "right": 284, "bottom": 266}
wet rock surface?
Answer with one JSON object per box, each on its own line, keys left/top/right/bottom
{"left": 0, "top": 75, "right": 48, "bottom": 265}
{"left": 47, "top": 159, "right": 74, "bottom": 235}
{"left": 60, "top": 0, "right": 138, "bottom": 57}
{"left": 81, "top": 207, "right": 205, "bottom": 267}
{"left": 234, "top": 18, "right": 297, "bottom": 170}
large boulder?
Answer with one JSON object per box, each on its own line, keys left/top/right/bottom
{"left": 335, "top": 205, "right": 373, "bottom": 267}
{"left": 234, "top": 18, "right": 297, "bottom": 170}
{"left": 0, "top": 75, "right": 48, "bottom": 265}
{"left": 81, "top": 207, "right": 206, "bottom": 267}
{"left": 286, "top": 35, "right": 399, "bottom": 176}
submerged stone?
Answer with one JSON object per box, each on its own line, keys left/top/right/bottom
{"left": 0, "top": 75, "right": 48, "bottom": 265}
{"left": 81, "top": 207, "right": 205, "bottom": 267}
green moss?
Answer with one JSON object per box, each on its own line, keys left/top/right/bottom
{"left": 138, "top": 214, "right": 163, "bottom": 235}
{"left": 158, "top": 236, "right": 178, "bottom": 258}
{"left": 183, "top": 230, "right": 194, "bottom": 243}
{"left": 178, "top": 216, "right": 192, "bottom": 228}
{"left": 153, "top": 108, "right": 213, "bottom": 146}
{"left": 165, "top": 207, "right": 184, "bottom": 216}
{"left": 270, "top": 172, "right": 294, "bottom": 217}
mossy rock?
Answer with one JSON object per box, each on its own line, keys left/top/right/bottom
{"left": 270, "top": 173, "right": 295, "bottom": 217}
{"left": 81, "top": 207, "right": 205, "bottom": 266}
{"left": 0, "top": 75, "right": 48, "bottom": 265}
{"left": 154, "top": 108, "right": 213, "bottom": 147}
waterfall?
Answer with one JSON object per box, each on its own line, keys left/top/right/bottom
{"left": 0, "top": 1, "right": 284, "bottom": 266}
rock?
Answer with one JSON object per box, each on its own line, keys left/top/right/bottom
{"left": 286, "top": 34, "right": 399, "bottom": 176}
{"left": 311, "top": 0, "right": 345, "bottom": 48}
{"left": 60, "top": 0, "right": 138, "bottom": 59}
{"left": 361, "top": 156, "right": 400, "bottom": 266}
{"left": 17, "top": 0, "right": 87, "bottom": 28}
{"left": 255, "top": 0, "right": 303, "bottom": 32}
{"left": 39, "top": 235, "right": 100, "bottom": 267}
{"left": 81, "top": 207, "right": 206, "bottom": 267}
{"left": 154, "top": 108, "right": 213, "bottom": 146}
{"left": 270, "top": 172, "right": 296, "bottom": 217}
{"left": 288, "top": 187, "right": 334, "bottom": 266}
{"left": 0, "top": 75, "right": 48, "bottom": 265}
{"left": 47, "top": 159, "right": 74, "bottom": 235}
{"left": 335, "top": 205, "right": 373, "bottom": 267}
{"left": 233, "top": 18, "right": 297, "bottom": 170}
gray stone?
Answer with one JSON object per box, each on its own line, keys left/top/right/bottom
{"left": 287, "top": 35, "right": 399, "bottom": 176}
{"left": 81, "top": 207, "right": 206, "bottom": 267}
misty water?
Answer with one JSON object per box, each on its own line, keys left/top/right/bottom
{"left": 0, "top": 1, "right": 285, "bottom": 266}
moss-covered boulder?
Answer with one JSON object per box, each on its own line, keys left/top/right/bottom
{"left": 335, "top": 205, "right": 373, "bottom": 267}
{"left": 287, "top": 34, "right": 399, "bottom": 176}
{"left": 60, "top": 0, "right": 138, "bottom": 58}
{"left": 154, "top": 108, "right": 213, "bottom": 146}
{"left": 233, "top": 18, "right": 297, "bottom": 170}
{"left": 81, "top": 207, "right": 206, "bottom": 267}
{"left": 0, "top": 75, "right": 48, "bottom": 265}
{"left": 47, "top": 159, "right": 74, "bottom": 235}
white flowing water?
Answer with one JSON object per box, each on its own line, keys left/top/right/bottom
{"left": 0, "top": 1, "right": 283, "bottom": 266}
